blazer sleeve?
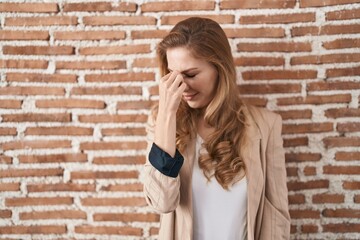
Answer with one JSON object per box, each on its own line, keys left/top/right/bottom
{"left": 142, "top": 114, "right": 182, "bottom": 214}
{"left": 264, "top": 114, "right": 291, "bottom": 239}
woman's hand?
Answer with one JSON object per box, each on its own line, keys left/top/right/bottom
{"left": 155, "top": 71, "right": 186, "bottom": 158}
{"left": 158, "top": 71, "right": 187, "bottom": 114}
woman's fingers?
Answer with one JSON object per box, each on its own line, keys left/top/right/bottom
{"left": 169, "top": 73, "right": 184, "bottom": 92}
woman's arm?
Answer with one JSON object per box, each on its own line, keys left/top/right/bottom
{"left": 264, "top": 114, "right": 291, "bottom": 239}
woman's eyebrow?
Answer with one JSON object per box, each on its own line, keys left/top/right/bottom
{"left": 168, "top": 67, "right": 198, "bottom": 73}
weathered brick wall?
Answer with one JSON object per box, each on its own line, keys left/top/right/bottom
{"left": 0, "top": 0, "right": 359, "bottom": 239}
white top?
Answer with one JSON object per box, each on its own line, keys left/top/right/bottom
{"left": 192, "top": 135, "right": 247, "bottom": 240}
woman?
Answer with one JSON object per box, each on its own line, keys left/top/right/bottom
{"left": 143, "top": 17, "right": 290, "bottom": 240}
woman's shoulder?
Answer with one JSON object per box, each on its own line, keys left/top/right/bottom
{"left": 244, "top": 104, "right": 282, "bottom": 133}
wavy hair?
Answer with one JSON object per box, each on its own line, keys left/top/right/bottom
{"left": 156, "top": 17, "right": 249, "bottom": 190}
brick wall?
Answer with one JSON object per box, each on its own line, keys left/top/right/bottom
{"left": 0, "top": 0, "right": 359, "bottom": 239}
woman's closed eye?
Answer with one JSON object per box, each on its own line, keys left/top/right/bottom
{"left": 184, "top": 73, "right": 196, "bottom": 78}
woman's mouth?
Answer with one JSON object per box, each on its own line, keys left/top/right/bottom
{"left": 183, "top": 93, "right": 198, "bottom": 101}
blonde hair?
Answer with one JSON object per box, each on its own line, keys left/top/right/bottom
{"left": 156, "top": 17, "right": 248, "bottom": 190}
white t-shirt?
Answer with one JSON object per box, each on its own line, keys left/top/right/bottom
{"left": 192, "top": 135, "right": 247, "bottom": 240}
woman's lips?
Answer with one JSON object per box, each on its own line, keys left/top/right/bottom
{"left": 183, "top": 93, "right": 198, "bottom": 101}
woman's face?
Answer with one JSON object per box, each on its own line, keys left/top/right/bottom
{"left": 166, "top": 47, "right": 219, "bottom": 109}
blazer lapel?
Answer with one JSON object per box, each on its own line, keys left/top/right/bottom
{"left": 244, "top": 108, "right": 264, "bottom": 240}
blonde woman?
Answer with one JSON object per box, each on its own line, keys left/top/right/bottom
{"left": 143, "top": 17, "right": 290, "bottom": 240}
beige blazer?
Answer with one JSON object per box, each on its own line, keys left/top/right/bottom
{"left": 143, "top": 105, "right": 291, "bottom": 240}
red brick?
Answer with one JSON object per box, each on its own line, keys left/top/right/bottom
{"left": 307, "top": 80, "right": 360, "bottom": 91}
{"left": 0, "top": 59, "right": 48, "bottom": 69}
{"left": 6, "top": 73, "right": 77, "bottom": 83}
{"left": 323, "top": 165, "right": 360, "bottom": 175}
{"left": 288, "top": 194, "right": 305, "bottom": 204}
{"left": 80, "top": 44, "right": 151, "bottom": 55}
{"left": 286, "top": 153, "right": 321, "bottom": 162}
{"left": 27, "top": 183, "right": 95, "bottom": 192}
{"left": 0, "top": 3, "right": 58, "bottom": 12}
{"left": 63, "top": 2, "right": 111, "bottom": 12}
{"left": 4, "top": 46, "right": 74, "bottom": 55}
{"left": 238, "top": 42, "right": 311, "bottom": 52}
{"left": 355, "top": 195, "right": 360, "bottom": 203}
{"left": 335, "top": 151, "right": 360, "bottom": 161}
{"left": 240, "top": 13, "right": 315, "bottom": 24}
{"left": 0, "top": 210, "right": 12, "bottom": 218}
{"left": 293, "top": 24, "right": 360, "bottom": 36}
{"left": 239, "top": 84, "right": 302, "bottom": 94}
{"left": 338, "top": 122, "right": 360, "bottom": 132}
{"left": 0, "top": 128, "right": 17, "bottom": 136}
{"left": 84, "top": 16, "right": 155, "bottom": 25}
{"left": 343, "top": 181, "right": 360, "bottom": 190}
{"left": 0, "top": 182, "right": 20, "bottom": 191}
{"left": 327, "top": 66, "right": 360, "bottom": 77}
{"left": 2, "top": 113, "right": 70, "bottom": 122}
{"left": 323, "top": 208, "right": 359, "bottom": 218}
{"left": 112, "top": 2, "right": 137, "bottom": 12}
{"left": 75, "top": 225, "right": 142, "bottom": 235}
{"left": 278, "top": 94, "right": 351, "bottom": 105}
{"left": 286, "top": 167, "right": 298, "bottom": 177}
{"left": 0, "top": 155, "right": 12, "bottom": 164}
{"left": 94, "top": 212, "right": 159, "bottom": 222}
{"left": 78, "top": 114, "right": 147, "bottom": 123}
{"left": 323, "top": 38, "right": 360, "bottom": 49}
{"left": 300, "top": 0, "right": 360, "bottom": 7}
{"left": 132, "top": 58, "right": 157, "bottom": 68}
{"left": 0, "top": 99, "right": 22, "bottom": 109}
{"left": 81, "top": 197, "right": 146, "bottom": 207}
{"left": 0, "top": 31, "right": 49, "bottom": 40}
{"left": 54, "top": 31, "right": 125, "bottom": 40}
{"left": 56, "top": 60, "right": 126, "bottom": 70}
{"left": 290, "top": 209, "right": 320, "bottom": 219}
{"left": 0, "top": 225, "right": 66, "bottom": 234}
{"left": 323, "top": 137, "right": 360, "bottom": 148}
{"left": 0, "top": 168, "right": 63, "bottom": 178}
{"left": 150, "top": 227, "right": 159, "bottom": 236}
{"left": 2, "top": 140, "right": 71, "bottom": 150}
{"left": 287, "top": 180, "right": 329, "bottom": 191}
{"left": 142, "top": 1, "right": 215, "bottom": 12}
{"left": 234, "top": 57, "right": 284, "bottom": 66}
{"left": 303, "top": 166, "right": 317, "bottom": 176}
{"left": 283, "top": 123, "right": 333, "bottom": 134}
{"left": 301, "top": 224, "right": 318, "bottom": 233}
{"left": 5, "top": 16, "right": 77, "bottom": 26}
{"left": 323, "top": 223, "right": 360, "bottom": 233}
{"left": 6, "top": 197, "right": 72, "bottom": 206}
{"left": 80, "top": 141, "right": 146, "bottom": 151}
{"left": 225, "top": 27, "right": 284, "bottom": 38}
{"left": 93, "top": 156, "right": 146, "bottom": 165}
{"left": 220, "top": 0, "right": 296, "bottom": 9}
{"left": 100, "top": 183, "right": 143, "bottom": 192}
{"left": 36, "top": 99, "right": 105, "bottom": 109}
{"left": 25, "top": 126, "right": 93, "bottom": 136}
{"left": 101, "top": 127, "right": 146, "bottom": 137}
{"left": 241, "top": 97, "right": 268, "bottom": 107}
{"left": 161, "top": 15, "right": 234, "bottom": 25}
{"left": 18, "top": 153, "right": 87, "bottom": 164}
{"left": 325, "top": 108, "right": 360, "bottom": 118}
{"left": 283, "top": 137, "right": 308, "bottom": 147}
{"left": 0, "top": 87, "right": 65, "bottom": 96}
{"left": 313, "top": 194, "right": 344, "bottom": 203}
{"left": 291, "top": 53, "right": 360, "bottom": 65}
{"left": 277, "top": 110, "right": 312, "bottom": 120}
{"left": 327, "top": 8, "right": 360, "bottom": 20}
{"left": 71, "top": 171, "right": 139, "bottom": 179}
{"left": 71, "top": 86, "right": 142, "bottom": 96}
{"left": 117, "top": 100, "right": 154, "bottom": 110}
{"left": 85, "top": 72, "right": 154, "bottom": 82}
{"left": 242, "top": 70, "right": 317, "bottom": 80}
{"left": 131, "top": 30, "right": 169, "bottom": 39}
{"left": 20, "top": 210, "right": 86, "bottom": 220}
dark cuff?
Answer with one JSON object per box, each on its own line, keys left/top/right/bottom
{"left": 148, "top": 143, "right": 184, "bottom": 178}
